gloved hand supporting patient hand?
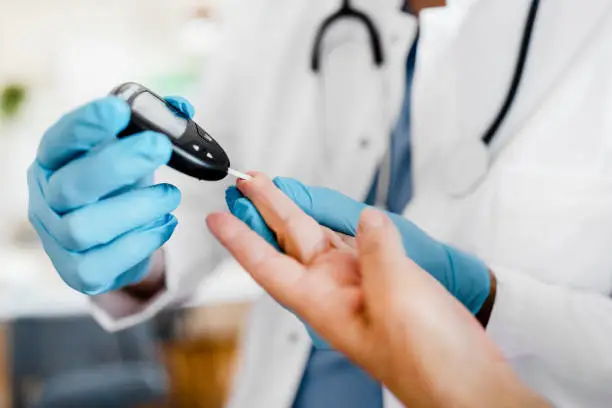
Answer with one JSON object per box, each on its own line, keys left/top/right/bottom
{"left": 226, "top": 176, "right": 491, "bottom": 348}
{"left": 27, "top": 96, "right": 194, "bottom": 295}
{"left": 208, "top": 193, "right": 547, "bottom": 408}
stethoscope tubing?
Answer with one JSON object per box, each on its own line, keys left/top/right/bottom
{"left": 312, "top": 0, "right": 542, "bottom": 205}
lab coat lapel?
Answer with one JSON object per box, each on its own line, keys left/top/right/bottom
{"left": 487, "top": 0, "right": 612, "bottom": 158}
{"left": 449, "top": 0, "right": 612, "bottom": 159}
{"left": 409, "top": 0, "right": 612, "bottom": 201}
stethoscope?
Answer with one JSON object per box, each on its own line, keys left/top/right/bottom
{"left": 311, "top": 0, "right": 542, "bottom": 203}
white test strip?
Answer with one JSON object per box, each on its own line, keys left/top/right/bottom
{"left": 227, "top": 167, "right": 253, "bottom": 180}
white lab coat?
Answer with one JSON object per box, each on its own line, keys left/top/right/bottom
{"left": 90, "top": 0, "right": 612, "bottom": 406}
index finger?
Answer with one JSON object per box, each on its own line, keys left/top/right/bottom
{"left": 37, "top": 96, "right": 130, "bottom": 171}
{"left": 206, "top": 212, "right": 308, "bottom": 309}
{"left": 236, "top": 173, "right": 330, "bottom": 264}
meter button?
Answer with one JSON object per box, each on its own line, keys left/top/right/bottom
{"left": 191, "top": 144, "right": 201, "bottom": 152}
{"left": 197, "top": 126, "right": 213, "bottom": 142}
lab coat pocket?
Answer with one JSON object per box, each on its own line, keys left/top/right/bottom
{"left": 487, "top": 165, "right": 612, "bottom": 293}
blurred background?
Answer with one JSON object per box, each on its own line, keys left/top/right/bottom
{"left": 0, "top": 0, "right": 260, "bottom": 406}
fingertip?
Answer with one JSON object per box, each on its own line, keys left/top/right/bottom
{"left": 225, "top": 186, "right": 244, "bottom": 212}
{"left": 37, "top": 97, "right": 133, "bottom": 171}
{"left": 164, "top": 214, "right": 179, "bottom": 236}
{"left": 148, "top": 213, "right": 178, "bottom": 244}
{"left": 106, "top": 95, "right": 131, "bottom": 115}
{"left": 358, "top": 208, "right": 388, "bottom": 232}
{"left": 153, "top": 213, "right": 177, "bottom": 228}
{"left": 100, "top": 96, "right": 132, "bottom": 134}
{"left": 236, "top": 172, "right": 269, "bottom": 193}
{"left": 356, "top": 208, "right": 390, "bottom": 249}
{"left": 165, "top": 96, "right": 195, "bottom": 118}
{"left": 206, "top": 212, "right": 229, "bottom": 233}
{"left": 206, "top": 212, "right": 241, "bottom": 244}
{"left": 159, "top": 183, "right": 182, "bottom": 208}
{"left": 356, "top": 208, "right": 404, "bottom": 267}
{"left": 148, "top": 213, "right": 178, "bottom": 246}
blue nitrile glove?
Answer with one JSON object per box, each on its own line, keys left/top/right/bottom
{"left": 226, "top": 178, "right": 491, "bottom": 349}
{"left": 27, "top": 95, "right": 195, "bottom": 295}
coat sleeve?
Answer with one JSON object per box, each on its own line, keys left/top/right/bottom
{"left": 486, "top": 264, "right": 612, "bottom": 402}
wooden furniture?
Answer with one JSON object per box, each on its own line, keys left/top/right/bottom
{"left": 161, "top": 303, "right": 249, "bottom": 408}
{"left": 0, "top": 325, "right": 9, "bottom": 408}
{"left": 0, "top": 302, "right": 250, "bottom": 408}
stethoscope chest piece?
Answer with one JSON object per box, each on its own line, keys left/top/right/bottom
{"left": 441, "top": 141, "right": 489, "bottom": 197}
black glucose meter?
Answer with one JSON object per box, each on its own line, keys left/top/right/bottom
{"left": 110, "top": 82, "right": 231, "bottom": 181}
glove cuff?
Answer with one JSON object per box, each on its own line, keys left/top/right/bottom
{"left": 443, "top": 245, "right": 491, "bottom": 315}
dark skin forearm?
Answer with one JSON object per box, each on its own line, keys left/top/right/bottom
{"left": 122, "top": 273, "right": 166, "bottom": 301}
{"left": 476, "top": 271, "right": 497, "bottom": 328}
{"left": 408, "top": 0, "right": 446, "bottom": 14}
{"left": 121, "top": 251, "right": 166, "bottom": 301}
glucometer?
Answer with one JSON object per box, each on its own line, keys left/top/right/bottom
{"left": 110, "top": 82, "right": 250, "bottom": 181}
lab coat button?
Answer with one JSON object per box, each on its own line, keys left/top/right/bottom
{"left": 359, "top": 138, "right": 370, "bottom": 149}
{"left": 287, "top": 332, "right": 300, "bottom": 344}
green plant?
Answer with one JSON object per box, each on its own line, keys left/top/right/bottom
{"left": 0, "top": 83, "right": 27, "bottom": 119}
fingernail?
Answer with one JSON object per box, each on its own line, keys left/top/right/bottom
{"left": 360, "top": 208, "right": 386, "bottom": 230}
{"left": 107, "top": 96, "right": 130, "bottom": 114}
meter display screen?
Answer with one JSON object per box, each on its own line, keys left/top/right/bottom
{"left": 132, "top": 92, "right": 187, "bottom": 139}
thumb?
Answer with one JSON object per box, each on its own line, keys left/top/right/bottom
{"left": 356, "top": 208, "right": 408, "bottom": 315}
{"left": 165, "top": 96, "right": 195, "bottom": 119}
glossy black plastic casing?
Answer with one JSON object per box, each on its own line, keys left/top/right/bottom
{"left": 110, "top": 82, "right": 230, "bottom": 181}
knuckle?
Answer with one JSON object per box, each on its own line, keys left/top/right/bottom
{"left": 67, "top": 257, "right": 107, "bottom": 294}
{"left": 60, "top": 214, "right": 91, "bottom": 251}
{"left": 47, "top": 184, "right": 77, "bottom": 213}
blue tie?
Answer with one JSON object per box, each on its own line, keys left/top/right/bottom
{"left": 364, "top": 38, "right": 417, "bottom": 213}
{"left": 292, "top": 349, "right": 383, "bottom": 408}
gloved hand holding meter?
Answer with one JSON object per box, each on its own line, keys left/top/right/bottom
{"left": 27, "top": 83, "right": 491, "bottom": 348}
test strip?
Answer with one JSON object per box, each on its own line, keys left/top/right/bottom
{"left": 227, "top": 167, "right": 252, "bottom": 180}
